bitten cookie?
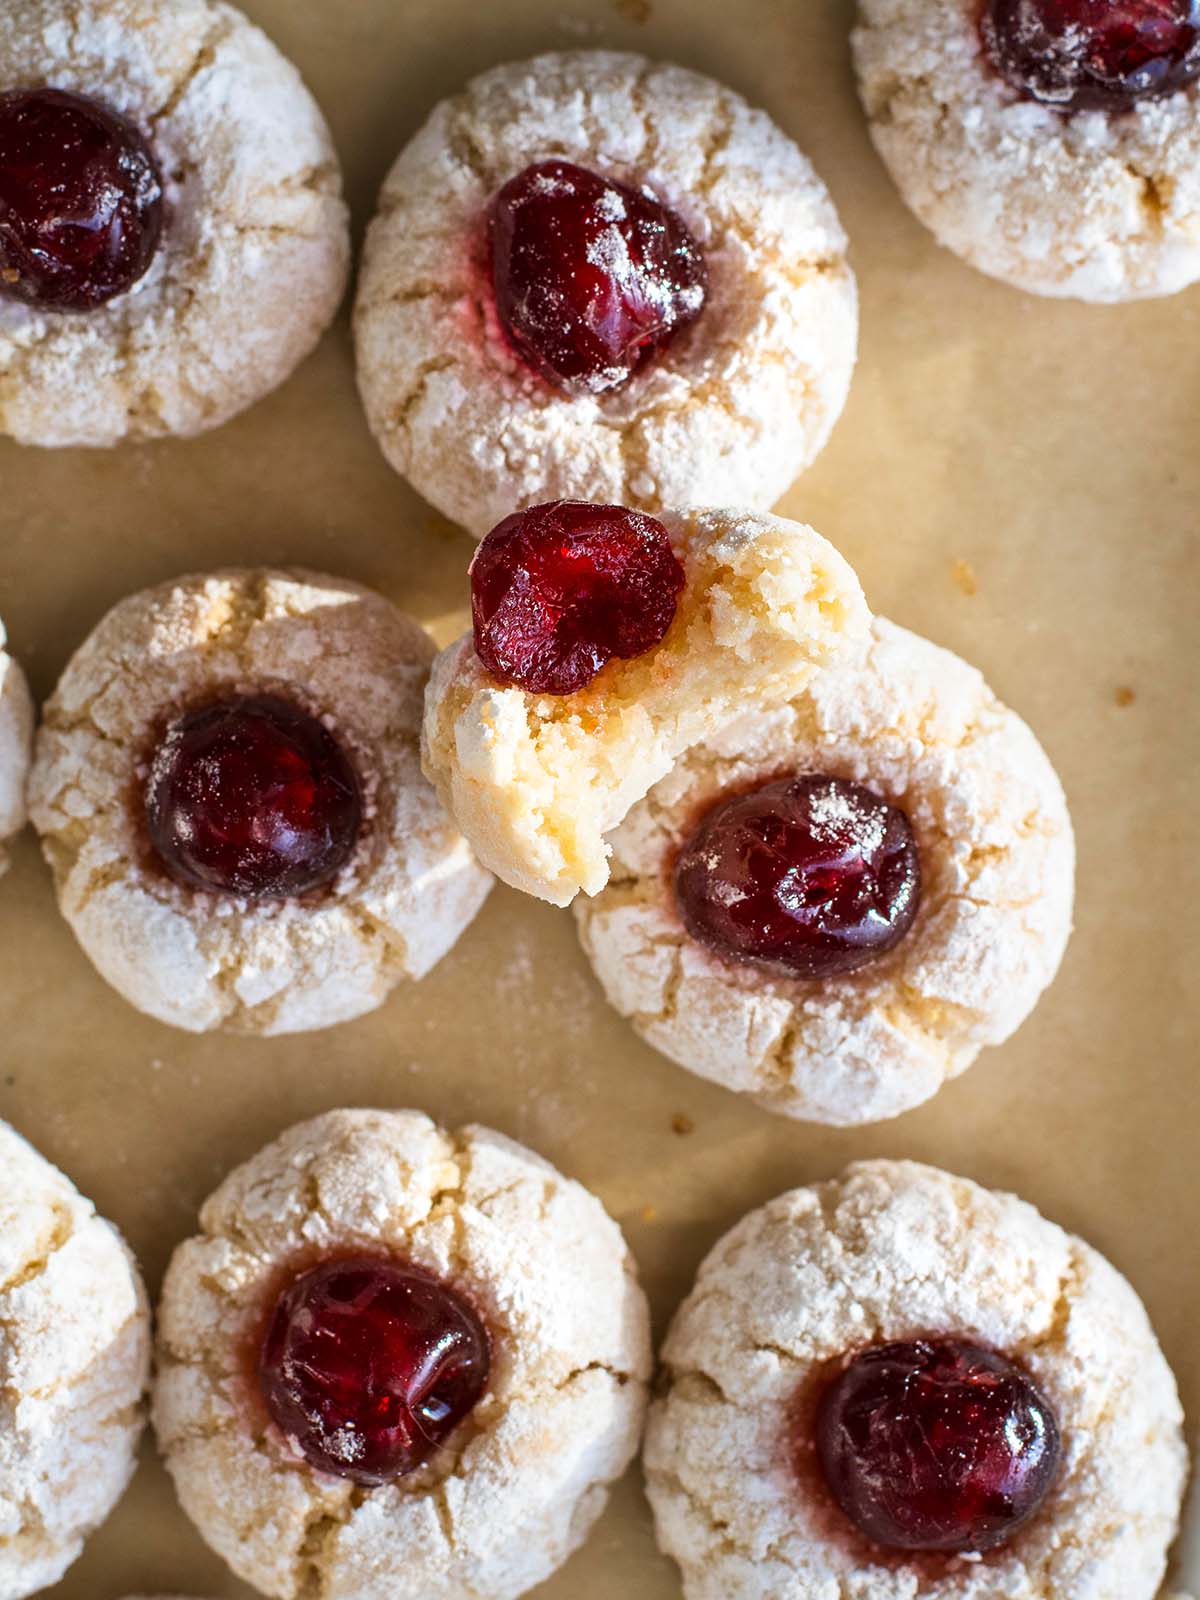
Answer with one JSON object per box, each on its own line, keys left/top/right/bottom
{"left": 0, "top": 1121, "right": 150, "bottom": 1600}
{"left": 422, "top": 504, "right": 868, "bottom": 907}
{"left": 29, "top": 569, "right": 491, "bottom": 1034}
{"left": 0, "top": 618, "right": 33, "bottom": 872}
{"left": 154, "top": 1108, "right": 652, "bottom": 1600}
{"left": 0, "top": 0, "right": 349, "bottom": 446}
{"left": 852, "top": 0, "right": 1200, "bottom": 301}
{"left": 575, "top": 618, "right": 1073, "bottom": 1126}
{"left": 646, "top": 1160, "right": 1186, "bottom": 1599}
{"left": 355, "top": 50, "right": 857, "bottom": 537}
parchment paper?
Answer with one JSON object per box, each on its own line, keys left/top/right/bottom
{"left": 0, "top": 1, "right": 1196, "bottom": 1596}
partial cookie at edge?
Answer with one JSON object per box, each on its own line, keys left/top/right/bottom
{"left": 645, "top": 1159, "right": 1186, "bottom": 1600}
{"left": 0, "top": 620, "right": 33, "bottom": 871}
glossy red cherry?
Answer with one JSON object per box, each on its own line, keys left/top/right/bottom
{"left": 673, "top": 774, "right": 920, "bottom": 979}
{"left": 814, "top": 1339, "right": 1061, "bottom": 1553}
{"left": 488, "top": 158, "right": 707, "bottom": 394}
{"left": 982, "top": 0, "right": 1200, "bottom": 111}
{"left": 470, "top": 499, "right": 685, "bottom": 694}
{"left": 0, "top": 87, "right": 163, "bottom": 311}
{"left": 259, "top": 1257, "right": 491, "bottom": 1484}
{"left": 144, "top": 694, "right": 362, "bottom": 899}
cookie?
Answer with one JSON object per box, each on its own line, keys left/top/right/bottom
{"left": 0, "top": 618, "right": 33, "bottom": 872}
{"left": 646, "top": 1159, "right": 1186, "bottom": 1599}
{"left": 154, "top": 1108, "right": 652, "bottom": 1600}
{"left": 0, "top": 1121, "right": 150, "bottom": 1600}
{"left": 575, "top": 618, "right": 1074, "bottom": 1125}
{"left": 28, "top": 569, "right": 491, "bottom": 1034}
{"left": 0, "top": 0, "right": 349, "bottom": 447}
{"left": 355, "top": 50, "right": 857, "bottom": 538}
{"left": 852, "top": 0, "right": 1200, "bottom": 301}
{"left": 422, "top": 505, "right": 869, "bottom": 906}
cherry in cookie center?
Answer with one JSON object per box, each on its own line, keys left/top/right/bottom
{"left": 0, "top": 86, "right": 163, "bottom": 311}
{"left": 488, "top": 159, "right": 707, "bottom": 396}
{"left": 981, "top": 0, "right": 1200, "bottom": 113}
{"left": 258, "top": 1256, "right": 491, "bottom": 1485}
{"left": 143, "top": 693, "right": 364, "bottom": 901}
{"left": 673, "top": 773, "right": 922, "bottom": 981}
{"left": 813, "top": 1337, "right": 1061, "bottom": 1556}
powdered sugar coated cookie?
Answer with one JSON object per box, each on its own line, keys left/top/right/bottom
{"left": 646, "top": 1160, "right": 1185, "bottom": 1598}
{"left": 355, "top": 50, "right": 857, "bottom": 537}
{"left": 575, "top": 618, "right": 1074, "bottom": 1125}
{"left": 0, "top": 1121, "right": 150, "bottom": 1600}
{"left": 154, "top": 1108, "right": 651, "bottom": 1600}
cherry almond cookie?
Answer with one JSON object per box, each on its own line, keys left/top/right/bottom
{"left": 154, "top": 1109, "right": 651, "bottom": 1600}
{"left": 355, "top": 51, "right": 858, "bottom": 537}
{"left": 0, "top": 617, "right": 32, "bottom": 872}
{"left": 28, "top": 570, "right": 491, "bottom": 1034}
{"left": 421, "top": 501, "right": 869, "bottom": 906}
{"left": 0, "top": 1121, "right": 150, "bottom": 1600}
{"left": 0, "top": 0, "right": 349, "bottom": 446}
{"left": 853, "top": 0, "right": 1200, "bottom": 300}
{"left": 575, "top": 618, "right": 1074, "bottom": 1125}
{"left": 646, "top": 1160, "right": 1185, "bottom": 1599}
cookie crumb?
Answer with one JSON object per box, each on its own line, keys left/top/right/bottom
{"left": 641, "top": 1205, "right": 658, "bottom": 1223}
{"left": 671, "top": 1113, "right": 695, "bottom": 1137}
{"left": 951, "top": 559, "right": 978, "bottom": 597}
{"left": 614, "top": 0, "right": 652, "bottom": 19}
{"left": 1114, "top": 685, "right": 1136, "bottom": 707}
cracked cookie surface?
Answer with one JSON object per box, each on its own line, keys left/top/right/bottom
{"left": 354, "top": 50, "right": 858, "bottom": 538}
{"left": 28, "top": 569, "right": 491, "bottom": 1035}
{"left": 574, "top": 618, "right": 1074, "bottom": 1126}
{"left": 422, "top": 507, "right": 869, "bottom": 906}
{"left": 646, "top": 1159, "right": 1186, "bottom": 1599}
{"left": 0, "top": 618, "right": 33, "bottom": 873}
{"left": 0, "top": 1120, "right": 150, "bottom": 1600}
{"left": 0, "top": 0, "right": 349, "bottom": 447}
{"left": 853, "top": 0, "right": 1200, "bottom": 301}
{"left": 154, "top": 1108, "right": 652, "bottom": 1600}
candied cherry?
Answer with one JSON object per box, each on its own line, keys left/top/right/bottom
{"left": 470, "top": 499, "right": 685, "bottom": 694}
{"left": 488, "top": 158, "right": 707, "bottom": 394}
{"left": 144, "top": 694, "right": 362, "bottom": 899}
{"left": 814, "top": 1338, "right": 1061, "bottom": 1553}
{"left": 982, "top": 0, "right": 1200, "bottom": 111}
{"left": 259, "top": 1257, "right": 491, "bottom": 1484}
{"left": 0, "top": 87, "right": 164, "bottom": 311}
{"left": 673, "top": 774, "right": 920, "bottom": 980}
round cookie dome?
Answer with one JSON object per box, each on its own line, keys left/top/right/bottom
{"left": 0, "top": 1121, "right": 150, "bottom": 1600}
{"left": 28, "top": 569, "right": 491, "bottom": 1035}
{"left": 154, "top": 1108, "right": 651, "bottom": 1600}
{"left": 575, "top": 617, "right": 1074, "bottom": 1125}
{"left": 354, "top": 50, "right": 858, "bottom": 538}
{"left": 646, "top": 1159, "right": 1186, "bottom": 1599}
{"left": 0, "top": 0, "right": 349, "bottom": 447}
{"left": 852, "top": 0, "right": 1200, "bottom": 301}
{"left": 0, "top": 618, "right": 33, "bottom": 873}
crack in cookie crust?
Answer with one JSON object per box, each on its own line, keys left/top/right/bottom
{"left": 27, "top": 570, "right": 492, "bottom": 1035}
{"left": 153, "top": 1109, "right": 652, "bottom": 1600}
{"left": 852, "top": 0, "right": 1200, "bottom": 301}
{"left": 354, "top": 50, "right": 857, "bottom": 538}
{"left": 645, "top": 1160, "right": 1186, "bottom": 1599}
{"left": 0, "top": 1122, "right": 150, "bottom": 1600}
{"left": 574, "top": 618, "right": 1075, "bottom": 1126}
{"left": 0, "top": 0, "right": 350, "bottom": 447}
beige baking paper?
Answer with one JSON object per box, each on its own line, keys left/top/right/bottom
{"left": 0, "top": 0, "right": 1196, "bottom": 1597}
